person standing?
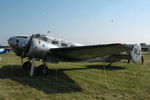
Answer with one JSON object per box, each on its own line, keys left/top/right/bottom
{"left": 141, "top": 51, "right": 144, "bottom": 64}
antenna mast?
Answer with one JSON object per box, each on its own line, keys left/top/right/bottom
{"left": 47, "top": 31, "right": 51, "bottom": 35}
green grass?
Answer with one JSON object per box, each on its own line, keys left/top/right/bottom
{"left": 0, "top": 52, "right": 150, "bottom": 100}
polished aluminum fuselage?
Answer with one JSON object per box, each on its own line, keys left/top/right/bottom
{"left": 8, "top": 34, "right": 82, "bottom": 59}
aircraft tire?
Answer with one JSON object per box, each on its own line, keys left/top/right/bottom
{"left": 36, "top": 65, "right": 49, "bottom": 75}
{"left": 22, "top": 61, "right": 31, "bottom": 71}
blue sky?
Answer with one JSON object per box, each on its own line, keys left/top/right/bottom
{"left": 0, "top": 0, "right": 150, "bottom": 45}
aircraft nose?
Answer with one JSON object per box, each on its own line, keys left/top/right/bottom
{"left": 8, "top": 37, "right": 12, "bottom": 44}
{"left": 7, "top": 37, "right": 15, "bottom": 46}
{"left": 7, "top": 37, "right": 11, "bottom": 44}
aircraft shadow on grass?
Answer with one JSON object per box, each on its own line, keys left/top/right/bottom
{"left": 0, "top": 64, "right": 125, "bottom": 94}
{"left": 0, "top": 65, "right": 82, "bottom": 94}
{"left": 61, "top": 65, "right": 126, "bottom": 71}
{"left": 86, "top": 65, "right": 126, "bottom": 70}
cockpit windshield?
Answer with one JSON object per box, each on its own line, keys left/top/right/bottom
{"left": 34, "top": 34, "right": 48, "bottom": 42}
{"left": 34, "top": 34, "right": 41, "bottom": 38}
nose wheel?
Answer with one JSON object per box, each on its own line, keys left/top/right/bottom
{"left": 36, "top": 64, "right": 49, "bottom": 75}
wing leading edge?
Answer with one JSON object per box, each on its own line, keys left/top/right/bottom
{"left": 48, "top": 44, "right": 131, "bottom": 61}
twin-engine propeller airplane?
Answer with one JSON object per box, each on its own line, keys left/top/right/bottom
{"left": 8, "top": 33, "right": 142, "bottom": 76}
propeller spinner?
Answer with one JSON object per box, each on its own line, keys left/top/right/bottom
{"left": 131, "top": 44, "right": 142, "bottom": 63}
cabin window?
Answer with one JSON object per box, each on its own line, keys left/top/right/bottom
{"left": 61, "top": 43, "right": 68, "bottom": 47}
{"left": 41, "top": 37, "right": 47, "bottom": 41}
{"left": 52, "top": 40, "right": 58, "bottom": 45}
{"left": 70, "top": 45, "right": 75, "bottom": 47}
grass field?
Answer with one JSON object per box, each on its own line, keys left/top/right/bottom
{"left": 0, "top": 52, "right": 150, "bottom": 100}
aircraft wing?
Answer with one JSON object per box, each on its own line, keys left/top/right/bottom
{"left": 48, "top": 44, "right": 131, "bottom": 61}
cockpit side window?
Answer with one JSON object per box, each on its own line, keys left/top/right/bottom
{"left": 70, "top": 45, "right": 75, "bottom": 47}
{"left": 41, "top": 37, "right": 47, "bottom": 41}
{"left": 61, "top": 43, "right": 68, "bottom": 47}
{"left": 52, "top": 40, "right": 58, "bottom": 45}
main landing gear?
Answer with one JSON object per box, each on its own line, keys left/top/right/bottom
{"left": 36, "top": 63, "right": 49, "bottom": 76}
{"left": 22, "top": 58, "right": 49, "bottom": 77}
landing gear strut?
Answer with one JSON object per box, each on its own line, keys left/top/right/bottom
{"left": 30, "top": 59, "right": 35, "bottom": 77}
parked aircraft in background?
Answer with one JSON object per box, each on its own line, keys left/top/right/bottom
{"left": 8, "top": 33, "right": 142, "bottom": 76}
{"left": 0, "top": 46, "right": 10, "bottom": 54}
{"left": 0, "top": 45, "right": 11, "bottom": 61}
